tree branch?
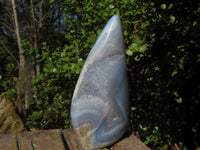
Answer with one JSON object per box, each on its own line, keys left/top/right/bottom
{"left": 0, "top": 40, "right": 19, "bottom": 64}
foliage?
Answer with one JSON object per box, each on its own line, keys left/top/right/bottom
{"left": 25, "top": 42, "right": 84, "bottom": 129}
{"left": 58, "top": 0, "right": 200, "bottom": 149}
{"left": 0, "top": 63, "right": 17, "bottom": 102}
{"left": 1, "top": 0, "right": 200, "bottom": 149}
{"left": 0, "top": 36, "right": 18, "bottom": 102}
{"left": 126, "top": 1, "right": 200, "bottom": 149}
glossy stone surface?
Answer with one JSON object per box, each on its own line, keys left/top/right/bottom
{"left": 71, "top": 15, "right": 129, "bottom": 149}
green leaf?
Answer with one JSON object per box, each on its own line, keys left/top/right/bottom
{"left": 154, "top": 66, "right": 160, "bottom": 71}
{"left": 168, "top": 3, "right": 173, "bottom": 9}
{"left": 49, "top": 0, "right": 54, "bottom": 3}
{"left": 131, "top": 107, "right": 136, "bottom": 111}
{"left": 176, "top": 97, "right": 182, "bottom": 103}
{"left": 134, "top": 54, "right": 143, "bottom": 61}
{"left": 161, "top": 4, "right": 166, "bottom": 10}
{"left": 193, "top": 21, "right": 197, "bottom": 26}
{"left": 139, "top": 45, "right": 147, "bottom": 53}
{"left": 126, "top": 49, "right": 133, "bottom": 56}
{"left": 109, "top": 5, "right": 115, "bottom": 9}
{"left": 134, "top": 55, "right": 141, "bottom": 61}
{"left": 36, "top": 53, "right": 40, "bottom": 59}
{"left": 32, "top": 111, "right": 42, "bottom": 120}
{"left": 173, "top": 91, "right": 179, "bottom": 97}
{"left": 171, "top": 70, "right": 177, "bottom": 77}
{"left": 147, "top": 77, "right": 153, "bottom": 81}
{"left": 169, "top": 15, "right": 175, "bottom": 23}
{"left": 124, "top": 30, "right": 128, "bottom": 36}
{"left": 154, "top": 126, "right": 159, "bottom": 131}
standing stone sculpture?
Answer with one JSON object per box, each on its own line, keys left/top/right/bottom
{"left": 71, "top": 15, "right": 129, "bottom": 149}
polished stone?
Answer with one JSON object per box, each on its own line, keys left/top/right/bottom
{"left": 71, "top": 15, "right": 129, "bottom": 149}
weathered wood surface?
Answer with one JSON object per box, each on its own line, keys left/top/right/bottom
{"left": 0, "top": 129, "right": 150, "bottom": 150}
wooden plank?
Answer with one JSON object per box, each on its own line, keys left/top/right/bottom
{"left": 0, "top": 129, "right": 150, "bottom": 150}
{"left": 0, "top": 133, "right": 18, "bottom": 150}
{"left": 17, "top": 132, "right": 32, "bottom": 150}
{"left": 30, "top": 129, "right": 66, "bottom": 150}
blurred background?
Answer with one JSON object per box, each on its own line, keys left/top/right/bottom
{"left": 0, "top": 0, "right": 199, "bottom": 149}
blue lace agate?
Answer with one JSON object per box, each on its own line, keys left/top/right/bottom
{"left": 71, "top": 15, "right": 129, "bottom": 149}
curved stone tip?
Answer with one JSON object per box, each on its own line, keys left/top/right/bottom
{"left": 108, "top": 15, "right": 121, "bottom": 25}
{"left": 88, "top": 15, "right": 124, "bottom": 65}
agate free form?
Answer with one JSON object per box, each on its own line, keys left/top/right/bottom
{"left": 71, "top": 15, "right": 129, "bottom": 149}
